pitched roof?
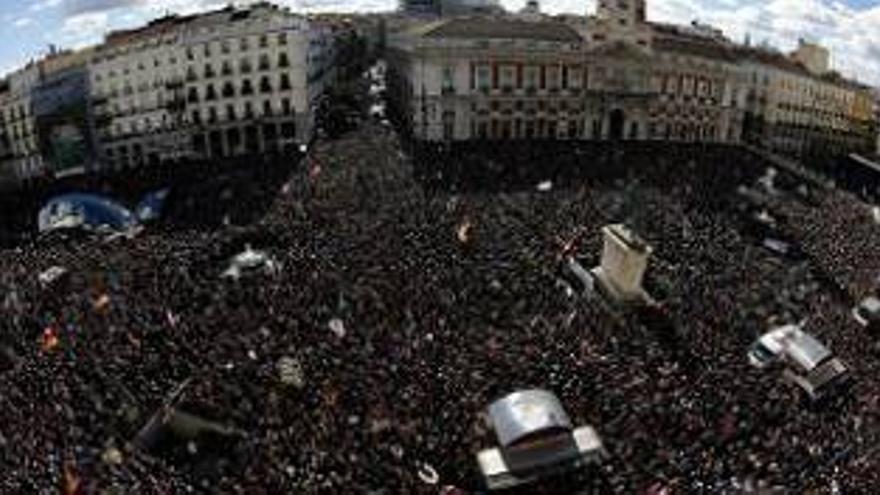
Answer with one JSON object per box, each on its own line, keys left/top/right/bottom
{"left": 650, "top": 23, "right": 738, "bottom": 62}
{"left": 653, "top": 36, "right": 738, "bottom": 62}
{"left": 422, "top": 17, "right": 583, "bottom": 43}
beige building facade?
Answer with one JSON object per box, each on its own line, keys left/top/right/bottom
{"left": 388, "top": 0, "right": 875, "bottom": 158}
{"left": 89, "top": 3, "right": 336, "bottom": 170}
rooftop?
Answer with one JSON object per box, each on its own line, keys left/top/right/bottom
{"left": 422, "top": 16, "right": 583, "bottom": 42}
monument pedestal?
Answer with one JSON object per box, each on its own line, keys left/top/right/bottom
{"left": 591, "top": 224, "right": 653, "bottom": 307}
{"left": 590, "top": 266, "right": 649, "bottom": 307}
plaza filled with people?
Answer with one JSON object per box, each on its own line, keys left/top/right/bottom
{"left": 2, "top": 104, "right": 880, "bottom": 494}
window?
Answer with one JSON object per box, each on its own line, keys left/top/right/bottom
{"left": 222, "top": 81, "right": 235, "bottom": 98}
{"left": 278, "top": 52, "right": 290, "bottom": 68}
{"left": 208, "top": 106, "right": 217, "bottom": 124}
{"left": 186, "top": 47, "right": 194, "bottom": 61}
{"left": 240, "top": 37, "right": 249, "bottom": 51}
{"left": 281, "top": 121, "right": 295, "bottom": 138}
{"left": 240, "top": 58, "right": 252, "bottom": 74}
{"left": 244, "top": 101, "right": 254, "bottom": 119}
{"left": 443, "top": 111, "right": 455, "bottom": 140}
{"left": 477, "top": 66, "right": 490, "bottom": 90}
{"left": 260, "top": 76, "right": 272, "bottom": 93}
{"left": 222, "top": 60, "right": 232, "bottom": 76}
{"left": 282, "top": 98, "right": 291, "bottom": 115}
{"left": 259, "top": 35, "right": 268, "bottom": 48}
{"left": 205, "top": 84, "right": 217, "bottom": 101}
{"left": 187, "top": 66, "right": 197, "bottom": 81}
{"left": 221, "top": 40, "right": 230, "bottom": 54}
{"left": 278, "top": 33, "right": 287, "bottom": 46}
{"left": 263, "top": 100, "right": 272, "bottom": 116}
{"left": 204, "top": 64, "right": 215, "bottom": 78}
{"left": 241, "top": 79, "right": 254, "bottom": 96}
{"left": 280, "top": 73, "right": 291, "bottom": 91}
{"left": 259, "top": 54, "right": 270, "bottom": 71}
{"left": 203, "top": 43, "right": 211, "bottom": 57}
{"left": 226, "top": 104, "right": 236, "bottom": 121}
{"left": 442, "top": 65, "right": 455, "bottom": 94}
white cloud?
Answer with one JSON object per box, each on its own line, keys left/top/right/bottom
{"left": 58, "top": 11, "right": 109, "bottom": 48}
{"left": 30, "top": 0, "right": 64, "bottom": 12}
{"left": 13, "top": 18, "right": 34, "bottom": 28}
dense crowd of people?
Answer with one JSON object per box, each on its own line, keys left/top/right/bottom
{"left": 3, "top": 81, "right": 880, "bottom": 493}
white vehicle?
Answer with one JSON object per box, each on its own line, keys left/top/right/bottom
{"left": 748, "top": 323, "right": 848, "bottom": 399}
{"left": 476, "top": 389, "right": 605, "bottom": 490}
{"left": 38, "top": 266, "right": 69, "bottom": 287}
{"left": 221, "top": 245, "right": 281, "bottom": 280}
{"left": 853, "top": 295, "right": 880, "bottom": 329}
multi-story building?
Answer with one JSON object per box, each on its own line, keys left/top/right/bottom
{"left": 89, "top": 3, "right": 335, "bottom": 170}
{"left": 0, "top": 79, "right": 13, "bottom": 188}
{"left": 388, "top": 0, "right": 744, "bottom": 144}
{"left": 738, "top": 47, "right": 875, "bottom": 157}
{"left": 31, "top": 47, "right": 96, "bottom": 177}
{"left": 388, "top": 17, "right": 586, "bottom": 141}
{"left": 1, "top": 64, "right": 42, "bottom": 181}
{"left": 389, "top": 0, "right": 875, "bottom": 158}
{"left": 89, "top": 17, "right": 188, "bottom": 170}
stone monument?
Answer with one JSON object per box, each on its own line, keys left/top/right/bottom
{"left": 591, "top": 224, "right": 652, "bottom": 305}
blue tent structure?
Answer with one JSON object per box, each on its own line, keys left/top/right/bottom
{"left": 38, "top": 193, "right": 137, "bottom": 233}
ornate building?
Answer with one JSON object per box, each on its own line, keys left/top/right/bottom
{"left": 388, "top": 0, "right": 875, "bottom": 158}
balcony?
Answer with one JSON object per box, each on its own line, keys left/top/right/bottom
{"left": 165, "top": 79, "right": 184, "bottom": 90}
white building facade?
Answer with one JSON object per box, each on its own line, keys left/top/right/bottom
{"left": 0, "top": 65, "right": 43, "bottom": 180}
{"left": 88, "top": 3, "right": 336, "bottom": 170}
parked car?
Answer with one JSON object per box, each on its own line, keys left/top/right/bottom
{"left": 748, "top": 323, "right": 849, "bottom": 399}
{"left": 476, "top": 389, "right": 605, "bottom": 490}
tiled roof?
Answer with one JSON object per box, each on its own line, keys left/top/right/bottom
{"left": 423, "top": 17, "right": 583, "bottom": 43}
{"left": 653, "top": 36, "right": 738, "bottom": 62}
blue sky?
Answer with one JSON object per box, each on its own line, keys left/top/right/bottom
{"left": 2, "top": 0, "right": 880, "bottom": 84}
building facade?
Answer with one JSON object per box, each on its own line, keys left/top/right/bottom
{"left": 388, "top": 5, "right": 744, "bottom": 144}
{"left": 0, "top": 2, "right": 339, "bottom": 182}
{"left": 388, "top": 0, "right": 875, "bottom": 158}
{"left": 0, "top": 64, "right": 42, "bottom": 181}
{"left": 89, "top": 3, "right": 336, "bottom": 171}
